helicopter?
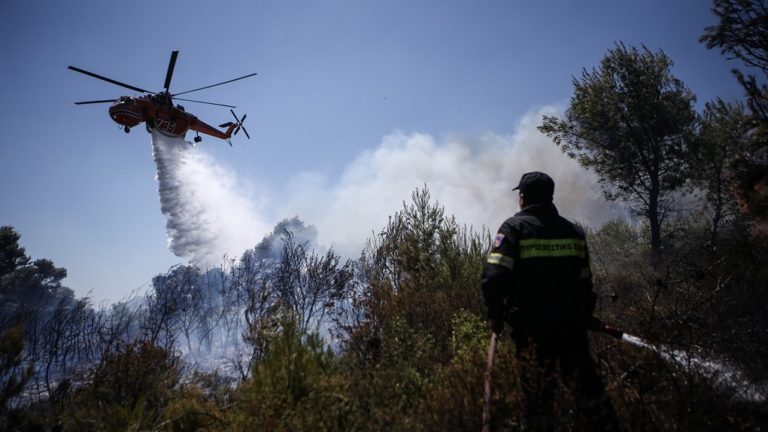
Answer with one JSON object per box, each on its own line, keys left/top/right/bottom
{"left": 69, "top": 51, "right": 255, "bottom": 145}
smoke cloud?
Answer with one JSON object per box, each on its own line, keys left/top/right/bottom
{"left": 279, "top": 106, "right": 626, "bottom": 257}
{"left": 151, "top": 105, "right": 625, "bottom": 264}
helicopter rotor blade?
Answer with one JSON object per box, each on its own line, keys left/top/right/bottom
{"left": 68, "top": 66, "right": 151, "bottom": 94}
{"left": 74, "top": 99, "right": 118, "bottom": 105}
{"left": 173, "top": 72, "right": 258, "bottom": 97}
{"left": 163, "top": 50, "right": 179, "bottom": 93}
{"left": 174, "top": 97, "right": 236, "bottom": 108}
{"left": 242, "top": 127, "right": 251, "bottom": 140}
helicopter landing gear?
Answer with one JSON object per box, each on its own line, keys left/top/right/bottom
{"left": 123, "top": 126, "right": 130, "bottom": 133}
{"left": 194, "top": 134, "right": 202, "bottom": 143}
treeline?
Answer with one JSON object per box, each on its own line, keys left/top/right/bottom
{"left": 2, "top": 183, "right": 767, "bottom": 430}
{"left": 0, "top": 189, "right": 490, "bottom": 430}
{"left": 2, "top": 0, "right": 768, "bottom": 430}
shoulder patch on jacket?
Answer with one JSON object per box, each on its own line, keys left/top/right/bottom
{"left": 493, "top": 233, "right": 505, "bottom": 248}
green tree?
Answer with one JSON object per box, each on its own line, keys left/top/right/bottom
{"left": 700, "top": 0, "right": 768, "bottom": 134}
{"left": 234, "top": 313, "right": 337, "bottom": 431}
{"left": 0, "top": 227, "right": 29, "bottom": 277}
{"left": 691, "top": 99, "right": 751, "bottom": 242}
{"left": 539, "top": 44, "right": 697, "bottom": 260}
{"left": 701, "top": 0, "right": 768, "bottom": 222}
{"left": 62, "top": 341, "right": 181, "bottom": 431}
{"left": 0, "top": 226, "right": 71, "bottom": 325}
{"left": 334, "top": 186, "right": 487, "bottom": 364}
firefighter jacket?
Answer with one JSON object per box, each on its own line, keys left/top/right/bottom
{"left": 481, "top": 202, "right": 597, "bottom": 333}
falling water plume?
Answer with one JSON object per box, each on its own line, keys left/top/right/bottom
{"left": 150, "top": 130, "right": 269, "bottom": 266}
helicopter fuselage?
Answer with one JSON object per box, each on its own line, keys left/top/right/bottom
{"left": 108, "top": 95, "right": 234, "bottom": 140}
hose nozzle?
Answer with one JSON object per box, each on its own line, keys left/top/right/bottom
{"left": 590, "top": 317, "right": 624, "bottom": 339}
{"left": 602, "top": 324, "right": 624, "bottom": 339}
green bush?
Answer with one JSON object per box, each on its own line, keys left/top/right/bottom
{"left": 60, "top": 341, "right": 181, "bottom": 431}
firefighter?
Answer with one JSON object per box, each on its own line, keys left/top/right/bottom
{"left": 481, "top": 171, "right": 619, "bottom": 431}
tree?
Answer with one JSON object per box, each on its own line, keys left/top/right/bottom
{"left": 700, "top": 0, "right": 768, "bottom": 134}
{"left": 0, "top": 226, "right": 69, "bottom": 310}
{"left": 149, "top": 265, "right": 206, "bottom": 357}
{"left": 272, "top": 233, "right": 352, "bottom": 335}
{"left": 0, "top": 227, "right": 29, "bottom": 277}
{"left": 333, "top": 187, "right": 487, "bottom": 362}
{"left": 234, "top": 314, "right": 333, "bottom": 430}
{"left": 238, "top": 224, "right": 350, "bottom": 377}
{"left": 701, "top": 0, "right": 768, "bottom": 223}
{"left": 61, "top": 341, "right": 181, "bottom": 431}
{"left": 690, "top": 99, "right": 750, "bottom": 242}
{"left": 538, "top": 44, "right": 697, "bottom": 260}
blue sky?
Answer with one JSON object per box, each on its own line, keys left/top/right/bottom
{"left": 0, "top": 1, "right": 745, "bottom": 303}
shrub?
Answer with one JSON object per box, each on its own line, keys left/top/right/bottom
{"left": 60, "top": 341, "right": 181, "bottom": 431}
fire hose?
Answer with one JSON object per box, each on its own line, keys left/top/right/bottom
{"left": 481, "top": 330, "right": 498, "bottom": 432}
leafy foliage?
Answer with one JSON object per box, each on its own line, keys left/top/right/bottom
{"left": 333, "top": 187, "right": 488, "bottom": 365}
{"left": 689, "top": 99, "right": 751, "bottom": 241}
{"left": 700, "top": 0, "right": 768, "bottom": 224}
{"left": 701, "top": 0, "right": 768, "bottom": 130}
{"left": 233, "top": 313, "right": 338, "bottom": 431}
{"left": 539, "top": 44, "right": 697, "bottom": 258}
{"left": 587, "top": 219, "right": 768, "bottom": 430}
{"left": 1, "top": 226, "right": 72, "bottom": 324}
{"left": 60, "top": 341, "right": 181, "bottom": 431}
{"left": 3, "top": 178, "right": 768, "bottom": 430}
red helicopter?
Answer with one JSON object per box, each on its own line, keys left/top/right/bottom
{"left": 69, "top": 51, "right": 255, "bottom": 145}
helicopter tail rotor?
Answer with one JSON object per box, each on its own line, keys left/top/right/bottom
{"left": 230, "top": 109, "right": 250, "bottom": 140}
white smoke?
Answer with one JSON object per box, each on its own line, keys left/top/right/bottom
{"left": 150, "top": 105, "right": 624, "bottom": 264}
{"left": 151, "top": 131, "right": 271, "bottom": 266}
{"left": 279, "top": 106, "right": 626, "bottom": 257}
